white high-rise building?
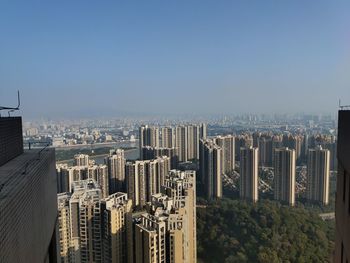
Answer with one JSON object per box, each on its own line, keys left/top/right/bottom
{"left": 274, "top": 148, "right": 296, "bottom": 206}
{"left": 240, "top": 147, "right": 259, "bottom": 203}
{"left": 307, "top": 146, "right": 330, "bottom": 205}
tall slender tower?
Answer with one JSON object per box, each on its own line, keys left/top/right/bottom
{"left": 199, "top": 139, "right": 222, "bottom": 199}
{"left": 240, "top": 147, "right": 259, "bottom": 202}
{"left": 175, "top": 125, "right": 188, "bottom": 162}
{"left": 187, "top": 125, "right": 200, "bottom": 160}
{"left": 274, "top": 148, "right": 296, "bottom": 206}
{"left": 307, "top": 146, "right": 330, "bottom": 205}
{"left": 105, "top": 149, "right": 126, "bottom": 194}
{"left": 57, "top": 193, "right": 72, "bottom": 263}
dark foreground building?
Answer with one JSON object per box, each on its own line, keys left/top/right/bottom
{"left": 0, "top": 117, "right": 58, "bottom": 262}
{"left": 335, "top": 110, "right": 350, "bottom": 262}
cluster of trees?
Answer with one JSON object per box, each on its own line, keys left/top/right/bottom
{"left": 197, "top": 198, "right": 334, "bottom": 263}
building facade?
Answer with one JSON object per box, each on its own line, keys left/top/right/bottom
{"left": 240, "top": 146, "right": 259, "bottom": 202}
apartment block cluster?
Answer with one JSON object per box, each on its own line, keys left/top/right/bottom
{"left": 138, "top": 124, "right": 333, "bottom": 207}
{"left": 57, "top": 150, "right": 196, "bottom": 262}
{"left": 202, "top": 132, "right": 332, "bottom": 206}
{"left": 56, "top": 123, "right": 335, "bottom": 262}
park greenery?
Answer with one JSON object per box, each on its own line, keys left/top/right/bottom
{"left": 197, "top": 198, "right": 335, "bottom": 263}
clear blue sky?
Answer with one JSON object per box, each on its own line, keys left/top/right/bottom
{"left": 0, "top": 1, "right": 349, "bottom": 118}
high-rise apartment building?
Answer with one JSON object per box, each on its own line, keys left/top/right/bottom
{"left": 88, "top": 164, "right": 109, "bottom": 198}
{"left": 161, "top": 126, "right": 175, "bottom": 148}
{"left": 133, "top": 170, "right": 196, "bottom": 263}
{"left": 283, "top": 134, "right": 303, "bottom": 164}
{"left": 235, "top": 134, "right": 253, "bottom": 162}
{"left": 57, "top": 193, "right": 72, "bottom": 263}
{"left": 57, "top": 163, "right": 70, "bottom": 193}
{"left": 187, "top": 124, "right": 200, "bottom": 160}
{"left": 274, "top": 148, "right": 296, "bottom": 206}
{"left": 0, "top": 117, "right": 57, "bottom": 262}
{"left": 125, "top": 156, "right": 170, "bottom": 207}
{"left": 307, "top": 146, "right": 330, "bottom": 205}
{"left": 141, "top": 146, "right": 179, "bottom": 169}
{"left": 101, "top": 192, "right": 133, "bottom": 263}
{"left": 74, "top": 153, "right": 90, "bottom": 166}
{"left": 175, "top": 125, "right": 188, "bottom": 162}
{"left": 214, "top": 135, "right": 235, "bottom": 174}
{"left": 240, "top": 146, "right": 259, "bottom": 202}
{"left": 335, "top": 110, "right": 350, "bottom": 262}
{"left": 162, "top": 170, "right": 197, "bottom": 263}
{"left": 258, "top": 135, "right": 273, "bottom": 167}
{"left": 57, "top": 180, "right": 102, "bottom": 262}
{"left": 139, "top": 125, "right": 159, "bottom": 155}
{"left": 199, "top": 139, "right": 222, "bottom": 199}
{"left": 105, "top": 149, "right": 126, "bottom": 194}
{"left": 57, "top": 163, "right": 109, "bottom": 197}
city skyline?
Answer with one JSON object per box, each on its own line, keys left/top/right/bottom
{"left": 1, "top": 1, "right": 350, "bottom": 118}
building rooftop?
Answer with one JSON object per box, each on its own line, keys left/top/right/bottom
{"left": 0, "top": 148, "right": 54, "bottom": 201}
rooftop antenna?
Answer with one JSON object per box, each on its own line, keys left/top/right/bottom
{"left": 339, "top": 99, "right": 350, "bottom": 110}
{"left": 0, "top": 91, "right": 21, "bottom": 117}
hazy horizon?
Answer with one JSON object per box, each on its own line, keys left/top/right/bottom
{"left": 1, "top": 1, "right": 350, "bottom": 119}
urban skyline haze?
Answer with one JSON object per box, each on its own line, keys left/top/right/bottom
{"left": 1, "top": 1, "right": 350, "bottom": 118}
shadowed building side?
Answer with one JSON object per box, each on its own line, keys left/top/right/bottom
{"left": 335, "top": 110, "right": 350, "bottom": 262}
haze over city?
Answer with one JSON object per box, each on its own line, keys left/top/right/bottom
{"left": 1, "top": 1, "right": 350, "bottom": 118}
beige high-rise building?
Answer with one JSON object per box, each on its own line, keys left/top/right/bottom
{"left": 307, "top": 146, "right": 330, "bottom": 205}
{"left": 162, "top": 170, "right": 197, "bottom": 263}
{"left": 88, "top": 164, "right": 109, "bottom": 198}
{"left": 105, "top": 149, "right": 126, "bottom": 194}
{"left": 67, "top": 166, "right": 88, "bottom": 191}
{"left": 57, "top": 163, "right": 70, "bottom": 193}
{"left": 57, "top": 180, "right": 102, "bottom": 263}
{"left": 199, "top": 139, "right": 222, "bottom": 199}
{"left": 187, "top": 125, "right": 200, "bottom": 160}
{"left": 74, "top": 153, "right": 90, "bottom": 166}
{"left": 57, "top": 193, "right": 72, "bottom": 263}
{"left": 125, "top": 156, "right": 170, "bottom": 208}
{"left": 139, "top": 125, "right": 160, "bottom": 155}
{"left": 141, "top": 146, "right": 179, "bottom": 169}
{"left": 214, "top": 135, "right": 235, "bottom": 174}
{"left": 134, "top": 213, "right": 167, "bottom": 263}
{"left": 102, "top": 192, "right": 133, "bottom": 263}
{"left": 175, "top": 125, "right": 188, "bottom": 162}
{"left": 240, "top": 146, "right": 259, "bottom": 202}
{"left": 161, "top": 126, "right": 175, "bottom": 148}
{"left": 274, "top": 148, "right": 296, "bottom": 206}
{"left": 74, "top": 181, "right": 103, "bottom": 262}
{"left": 133, "top": 170, "right": 197, "bottom": 263}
